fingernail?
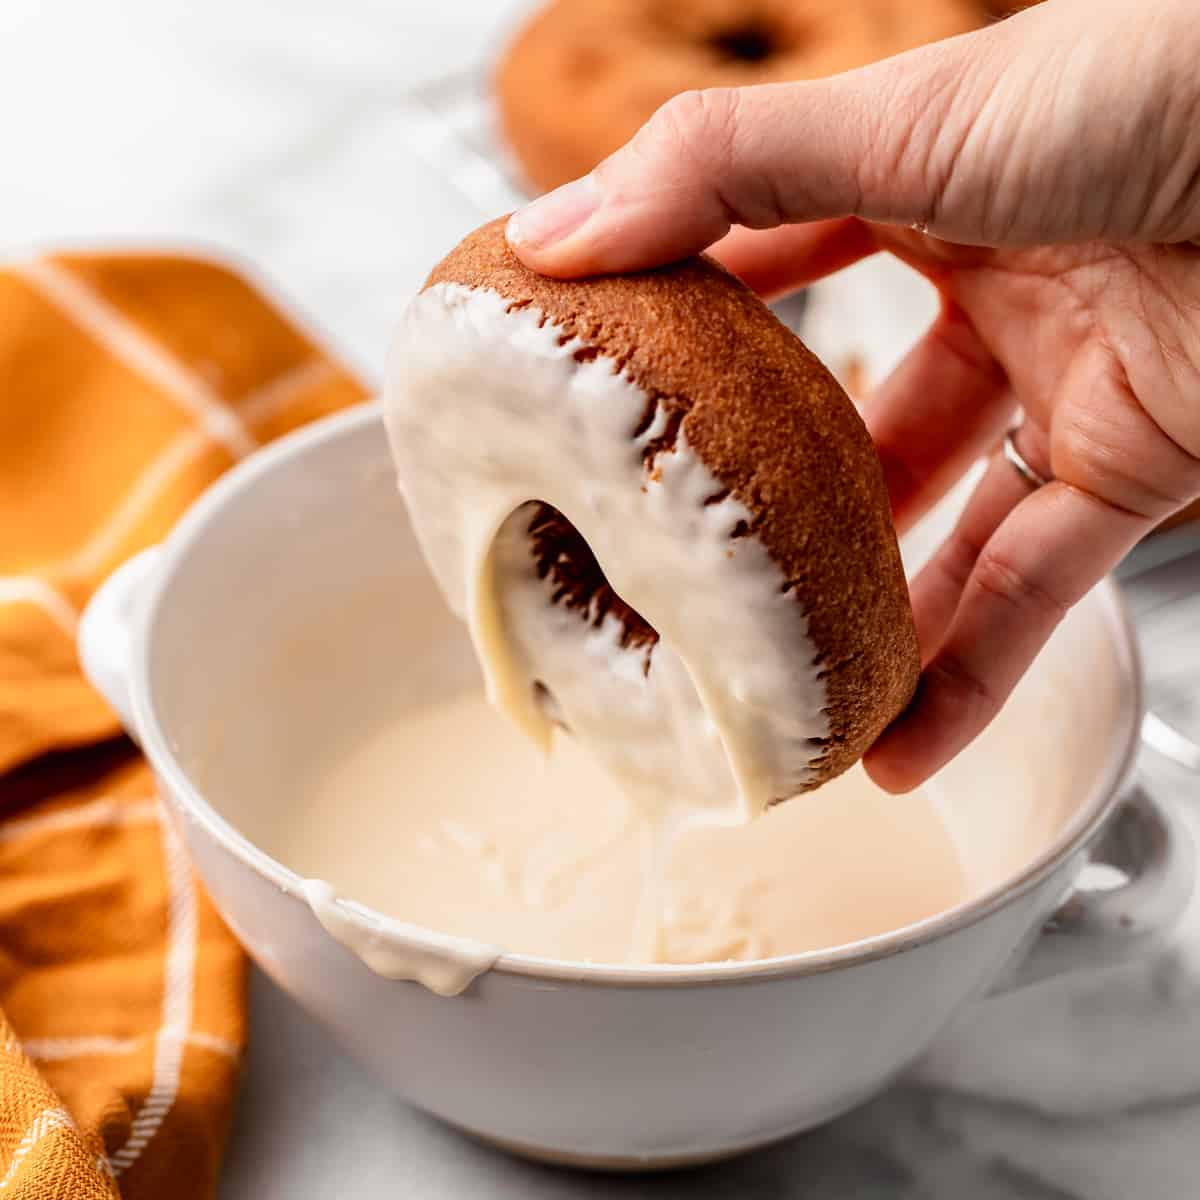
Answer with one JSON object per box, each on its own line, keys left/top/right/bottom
{"left": 507, "top": 176, "right": 599, "bottom": 251}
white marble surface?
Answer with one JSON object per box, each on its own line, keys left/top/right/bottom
{"left": 5, "top": 3, "right": 1200, "bottom": 1196}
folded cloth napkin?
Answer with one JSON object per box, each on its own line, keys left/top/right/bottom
{"left": 0, "top": 251, "right": 368, "bottom": 1197}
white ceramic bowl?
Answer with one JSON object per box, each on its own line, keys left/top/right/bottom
{"left": 79, "top": 404, "right": 1193, "bottom": 1169}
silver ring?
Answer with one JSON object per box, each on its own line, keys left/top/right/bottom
{"left": 1002, "top": 429, "right": 1051, "bottom": 489}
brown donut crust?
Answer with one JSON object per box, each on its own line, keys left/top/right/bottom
{"left": 423, "top": 218, "right": 920, "bottom": 789}
{"left": 495, "top": 0, "right": 990, "bottom": 193}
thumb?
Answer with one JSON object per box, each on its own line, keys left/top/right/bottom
{"left": 505, "top": 27, "right": 1011, "bottom": 277}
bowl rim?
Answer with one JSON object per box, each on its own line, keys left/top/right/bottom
{"left": 132, "top": 403, "right": 1144, "bottom": 989}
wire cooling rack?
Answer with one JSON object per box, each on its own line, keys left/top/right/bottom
{"left": 395, "top": 66, "right": 1200, "bottom": 776}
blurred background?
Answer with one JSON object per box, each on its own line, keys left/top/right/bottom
{"left": 4, "top": 2, "right": 1199, "bottom": 1197}
{"left": 1, "top": 0, "right": 944, "bottom": 383}
{"left": 2, "top": 0, "right": 524, "bottom": 378}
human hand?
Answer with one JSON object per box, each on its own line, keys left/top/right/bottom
{"left": 505, "top": 0, "right": 1200, "bottom": 793}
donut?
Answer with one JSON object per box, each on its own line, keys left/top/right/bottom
{"left": 495, "top": 0, "right": 988, "bottom": 193}
{"left": 383, "top": 218, "right": 918, "bottom": 824}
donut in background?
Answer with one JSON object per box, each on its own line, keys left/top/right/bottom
{"left": 495, "top": 0, "right": 1039, "bottom": 194}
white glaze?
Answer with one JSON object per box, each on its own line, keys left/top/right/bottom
{"left": 301, "top": 879, "right": 500, "bottom": 996}
{"left": 383, "top": 282, "right": 830, "bottom": 836}
{"left": 285, "top": 689, "right": 971, "bottom": 967}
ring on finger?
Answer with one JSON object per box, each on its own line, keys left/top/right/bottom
{"left": 1002, "top": 428, "right": 1052, "bottom": 490}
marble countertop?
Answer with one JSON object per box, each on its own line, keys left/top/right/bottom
{"left": 6, "top": 3, "right": 1200, "bottom": 1196}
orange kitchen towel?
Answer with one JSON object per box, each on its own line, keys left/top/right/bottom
{"left": 0, "top": 251, "right": 369, "bottom": 1197}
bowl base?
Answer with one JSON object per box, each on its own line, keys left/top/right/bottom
{"left": 443, "top": 1102, "right": 866, "bottom": 1173}
{"left": 455, "top": 1126, "right": 790, "bottom": 1171}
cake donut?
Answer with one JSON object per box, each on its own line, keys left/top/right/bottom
{"left": 495, "top": 0, "right": 987, "bottom": 193}
{"left": 384, "top": 218, "right": 919, "bottom": 827}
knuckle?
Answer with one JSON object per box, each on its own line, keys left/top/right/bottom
{"left": 639, "top": 87, "right": 780, "bottom": 227}
{"left": 646, "top": 88, "right": 738, "bottom": 162}
{"left": 971, "top": 547, "right": 1069, "bottom": 624}
{"left": 850, "top": 55, "right": 952, "bottom": 226}
{"left": 931, "top": 527, "right": 984, "bottom": 594}
{"left": 928, "top": 651, "right": 998, "bottom": 717}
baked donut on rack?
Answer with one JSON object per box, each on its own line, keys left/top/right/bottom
{"left": 384, "top": 217, "right": 919, "bottom": 824}
{"left": 495, "top": 0, "right": 986, "bottom": 192}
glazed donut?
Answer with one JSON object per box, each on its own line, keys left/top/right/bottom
{"left": 495, "top": 0, "right": 987, "bottom": 193}
{"left": 384, "top": 218, "right": 918, "bottom": 824}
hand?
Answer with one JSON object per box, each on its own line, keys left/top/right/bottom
{"left": 505, "top": 0, "right": 1200, "bottom": 793}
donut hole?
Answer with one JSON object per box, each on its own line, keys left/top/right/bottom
{"left": 708, "top": 25, "right": 777, "bottom": 63}
{"left": 644, "top": 6, "right": 786, "bottom": 66}
{"left": 519, "top": 500, "right": 660, "bottom": 727}
{"left": 526, "top": 501, "right": 659, "bottom": 659}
